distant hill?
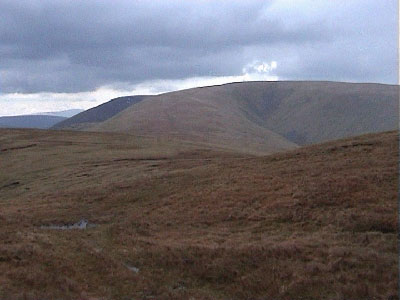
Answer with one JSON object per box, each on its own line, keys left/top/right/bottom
{"left": 39, "top": 109, "right": 84, "bottom": 118}
{"left": 53, "top": 81, "right": 398, "bottom": 154}
{"left": 0, "top": 115, "right": 67, "bottom": 129}
{"left": 51, "top": 96, "right": 146, "bottom": 130}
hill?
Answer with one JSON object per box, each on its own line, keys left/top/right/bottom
{"left": 0, "top": 115, "right": 67, "bottom": 129}
{"left": 52, "top": 95, "right": 146, "bottom": 130}
{"left": 0, "top": 128, "right": 397, "bottom": 299}
{"left": 54, "top": 81, "right": 398, "bottom": 154}
{"left": 38, "top": 109, "right": 84, "bottom": 118}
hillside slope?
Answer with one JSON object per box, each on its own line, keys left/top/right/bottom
{"left": 0, "top": 128, "right": 397, "bottom": 299}
{"left": 94, "top": 90, "right": 297, "bottom": 154}
{"left": 0, "top": 115, "right": 66, "bottom": 129}
{"left": 236, "top": 81, "right": 398, "bottom": 144}
{"left": 52, "top": 95, "right": 146, "bottom": 130}
{"left": 91, "top": 81, "right": 397, "bottom": 148}
{"left": 52, "top": 81, "right": 397, "bottom": 154}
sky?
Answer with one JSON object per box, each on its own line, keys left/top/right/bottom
{"left": 0, "top": 0, "right": 398, "bottom": 116}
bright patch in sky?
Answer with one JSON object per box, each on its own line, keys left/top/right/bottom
{"left": 0, "top": 61, "right": 279, "bottom": 116}
{"left": 243, "top": 61, "right": 278, "bottom": 74}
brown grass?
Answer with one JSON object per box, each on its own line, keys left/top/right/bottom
{"left": 0, "top": 128, "right": 398, "bottom": 299}
{"left": 90, "top": 81, "right": 398, "bottom": 149}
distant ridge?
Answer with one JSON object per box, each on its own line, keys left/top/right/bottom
{"left": 38, "top": 109, "right": 84, "bottom": 118}
{"left": 53, "top": 81, "right": 398, "bottom": 154}
{"left": 0, "top": 115, "right": 66, "bottom": 129}
{"left": 52, "top": 95, "right": 146, "bottom": 130}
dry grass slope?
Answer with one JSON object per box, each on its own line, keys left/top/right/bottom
{"left": 52, "top": 96, "right": 147, "bottom": 130}
{"left": 91, "top": 87, "right": 299, "bottom": 155}
{"left": 82, "top": 81, "right": 399, "bottom": 153}
{"left": 0, "top": 128, "right": 398, "bottom": 299}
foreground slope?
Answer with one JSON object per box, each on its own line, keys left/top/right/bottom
{"left": 0, "top": 128, "right": 397, "bottom": 299}
{"left": 90, "top": 81, "right": 397, "bottom": 147}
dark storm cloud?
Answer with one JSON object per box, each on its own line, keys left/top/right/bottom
{"left": 0, "top": 0, "right": 397, "bottom": 93}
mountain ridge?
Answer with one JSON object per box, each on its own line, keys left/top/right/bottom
{"left": 38, "top": 109, "right": 84, "bottom": 118}
{"left": 53, "top": 81, "right": 398, "bottom": 154}
{"left": 0, "top": 115, "right": 67, "bottom": 129}
{"left": 52, "top": 95, "right": 146, "bottom": 130}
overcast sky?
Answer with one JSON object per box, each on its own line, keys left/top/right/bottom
{"left": 0, "top": 0, "right": 398, "bottom": 116}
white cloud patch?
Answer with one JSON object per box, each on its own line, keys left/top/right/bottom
{"left": 243, "top": 61, "right": 278, "bottom": 74}
{"left": 0, "top": 61, "right": 279, "bottom": 116}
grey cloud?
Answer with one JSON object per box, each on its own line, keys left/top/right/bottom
{"left": 0, "top": 0, "right": 397, "bottom": 93}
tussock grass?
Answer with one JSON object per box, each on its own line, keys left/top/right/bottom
{"left": 0, "top": 128, "right": 397, "bottom": 299}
